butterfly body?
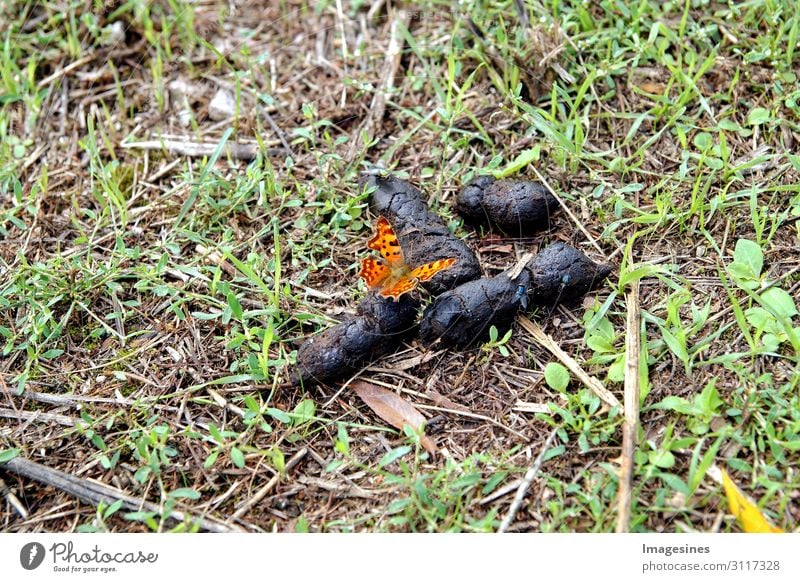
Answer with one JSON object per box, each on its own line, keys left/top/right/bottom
{"left": 359, "top": 216, "right": 457, "bottom": 300}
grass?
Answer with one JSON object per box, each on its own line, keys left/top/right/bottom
{"left": 0, "top": 0, "right": 798, "bottom": 532}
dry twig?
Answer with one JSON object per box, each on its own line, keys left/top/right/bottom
{"left": 0, "top": 475, "right": 28, "bottom": 519}
{"left": 230, "top": 447, "right": 308, "bottom": 520}
{"left": 121, "top": 139, "right": 283, "bottom": 160}
{"left": 0, "top": 407, "right": 78, "bottom": 427}
{"left": 346, "top": 8, "right": 410, "bottom": 161}
{"left": 1, "top": 457, "right": 242, "bottom": 533}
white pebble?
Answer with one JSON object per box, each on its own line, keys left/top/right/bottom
{"left": 208, "top": 89, "right": 235, "bottom": 120}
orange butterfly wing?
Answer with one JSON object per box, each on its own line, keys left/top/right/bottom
{"left": 380, "top": 277, "right": 420, "bottom": 300}
{"left": 381, "top": 258, "right": 458, "bottom": 299}
{"left": 367, "top": 216, "right": 404, "bottom": 267}
{"left": 409, "top": 258, "right": 457, "bottom": 283}
{"left": 359, "top": 216, "right": 457, "bottom": 301}
{"left": 359, "top": 257, "right": 391, "bottom": 289}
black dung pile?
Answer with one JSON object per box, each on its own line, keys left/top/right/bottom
{"left": 455, "top": 176, "right": 559, "bottom": 236}
{"left": 419, "top": 243, "right": 612, "bottom": 348}
{"left": 293, "top": 176, "right": 612, "bottom": 387}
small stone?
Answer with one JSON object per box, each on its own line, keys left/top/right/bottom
{"left": 695, "top": 245, "right": 706, "bottom": 258}
{"left": 168, "top": 79, "right": 196, "bottom": 126}
{"left": 168, "top": 78, "right": 192, "bottom": 102}
{"left": 176, "top": 108, "right": 192, "bottom": 127}
{"left": 208, "top": 88, "right": 235, "bottom": 120}
{"left": 101, "top": 21, "right": 125, "bottom": 46}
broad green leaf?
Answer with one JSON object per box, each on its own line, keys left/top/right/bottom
{"left": 660, "top": 327, "right": 689, "bottom": 364}
{"left": 336, "top": 423, "right": 350, "bottom": 456}
{"left": 760, "top": 287, "right": 797, "bottom": 320}
{"left": 542, "top": 445, "right": 565, "bottom": 462}
{"left": 745, "top": 307, "right": 775, "bottom": 333}
{"left": 226, "top": 292, "right": 243, "bottom": 321}
{"left": 587, "top": 335, "right": 615, "bottom": 353}
{"left": 746, "top": 107, "right": 772, "bottom": 126}
{"left": 655, "top": 395, "right": 695, "bottom": 415}
{"left": 696, "top": 381, "right": 723, "bottom": 415}
{"left": 230, "top": 446, "right": 245, "bottom": 469}
{"left": 268, "top": 408, "right": 292, "bottom": 424}
{"left": 103, "top": 498, "right": 125, "bottom": 519}
{"left": 168, "top": 488, "right": 201, "bottom": 500}
{"left": 204, "top": 450, "right": 219, "bottom": 469}
{"left": 0, "top": 448, "right": 20, "bottom": 463}
{"left": 608, "top": 357, "right": 626, "bottom": 383}
{"left": 693, "top": 132, "right": 712, "bottom": 150}
{"left": 291, "top": 399, "right": 316, "bottom": 426}
{"left": 733, "top": 239, "right": 763, "bottom": 277}
{"left": 544, "top": 362, "right": 570, "bottom": 391}
{"left": 493, "top": 147, "right": 539, "bottom": 179}
{"left": 657, "top": 472, "right": 689, "bottom": 495}
{"left": 649, "top": 449, "right": 676, "bottom": 469}
{"left": 378, "top": 445, "right": 412, "bottom": 468}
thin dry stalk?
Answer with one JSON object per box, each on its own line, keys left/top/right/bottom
{"left": 528, "top": 166, "right": 605, "bottom": 256}
{"left": 517, "top": 316, "right": 622, "bottom": 410}
{"left": 121, "top": 139, "right": 282, "bottom": 160}
{"left": 0, "top": 407, "right": 77, "bottom": 427}
{"left": 616, "top": 278, "right": 641, "bottom": 533}
{"left": 230, "top": 447, "right": 308, "bottom": 521}
{"left": 498, "top": 427, "right": 558, "bottom": 532}
{"left": 0, "top": 475, "right": 28, "bottom": 519}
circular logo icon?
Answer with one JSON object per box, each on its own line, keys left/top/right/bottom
{"left": 20, "top": 542, "right": 46, "bottom": 570}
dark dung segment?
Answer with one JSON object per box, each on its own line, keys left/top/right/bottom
{"left": 419, "top": 271, "right": 530, "bottom": 348}
{"left": 456, "top": 176, "right": 559, "bottom": 236}
{"left": 361, "top": 175, "right": 482, "bottom": 293}
{"left": 525, "top": 242, "right": 613, "bottom": 307}
{"left": 293, "top": 293, "right": 419, "bottom": 386}
{"left": 455, "top": 175, "right": 496, "bottom": 224}
{"left": 366, "top": 174, "right": 432, "bottom": 222}
{"left": 419, "top": 243, "right": 612, "bottom": 348}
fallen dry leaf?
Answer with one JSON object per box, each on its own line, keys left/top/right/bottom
{"left": 636, "top": 81, "right": 667, "bottom": 95}
{"left": 720, "top": 469, "right": 783, "bottom": 533}
{"left": 351, "top": 381, "right": 438, "bottom": 454}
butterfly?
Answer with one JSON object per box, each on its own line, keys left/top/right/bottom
{"left": 358, "top": 216, "right": 457, "bottom": 300}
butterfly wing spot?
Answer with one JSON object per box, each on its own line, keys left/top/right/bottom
{"left": 409, "top": 258, "right": 457, "bottom": 282}
{"left": 359, "top": 258, "right": 391, "bottom": 289}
